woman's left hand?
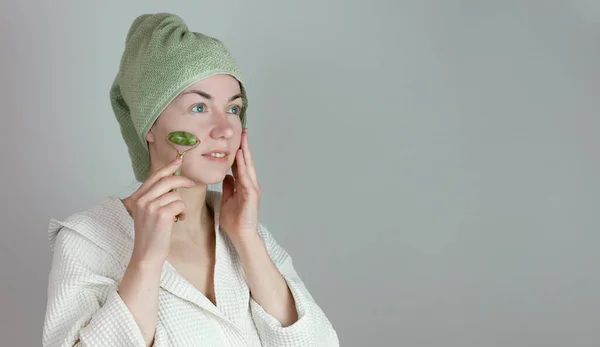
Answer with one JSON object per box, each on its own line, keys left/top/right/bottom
{"left": 220, "top": 128, "right": 261, "bottom": 242}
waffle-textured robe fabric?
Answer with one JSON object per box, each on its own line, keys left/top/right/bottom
{"left": 42, "top": 191, "right": 339, "bottom": 346}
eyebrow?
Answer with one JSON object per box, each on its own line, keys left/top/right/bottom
{"left": 182, "top": 89, "right": 242, "bottom": 102}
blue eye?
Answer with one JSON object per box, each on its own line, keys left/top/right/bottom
{"left": 192, "top": 104, "right": 206, "bottom": 113}
{"left": 228, "top": 106, "right": 241, "bottom": 115}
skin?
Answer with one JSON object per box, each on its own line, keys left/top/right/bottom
{"left": 117, "top": 74, "right": 298, "bottom": 346}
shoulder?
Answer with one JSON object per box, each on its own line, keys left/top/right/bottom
{"left": 47, "top": 196, "right": 134, "bottom": 267}
{"left": 256, "top": 221, "right": 293, "bottom": 266}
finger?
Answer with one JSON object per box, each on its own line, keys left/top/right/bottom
{"left": 136, "top": 158, "right": 183, "bottom": 197}
{"left": 241, "top": 130, "right": 259, "bottom": 188}
{"left": 231, "top": 151, "right": 241, "bottom": 182}
{"left": 147, "top": 191, "right": 187, "bottom": 221}
{"left": 140, "top": 175, "right": 195, "bottom": 206}
{"left": 158, "top": 199, "right": 186, "bottom": 224}
{"left": 221, "top": 174, "right": 235, "bottom": 203}
{"left": 234, "top": 149, "right": 253, "bottom": 191}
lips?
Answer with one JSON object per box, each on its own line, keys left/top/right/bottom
{"left": 201, "top": 149, "right": 230, "bottom": 161}
{"left": 203, "top": 149, "right": 229, "bottom": 155}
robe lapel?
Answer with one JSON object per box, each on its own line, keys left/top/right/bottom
{"left": 208, "top": 191, "right": 251, "bottom": 327}
{"left": 108, "top": 193, "right": 249, "bottom": 329}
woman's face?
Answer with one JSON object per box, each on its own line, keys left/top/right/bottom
{"left": 146, "top": 74, "right": 244, "bottom": 185}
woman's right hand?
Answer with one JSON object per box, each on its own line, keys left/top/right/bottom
{"left": 127, "top": 158, "right": 196, "bottom": 266}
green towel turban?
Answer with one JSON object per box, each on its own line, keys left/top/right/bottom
{"left": 110, "top": 13, "right": 248, "bottom": 182}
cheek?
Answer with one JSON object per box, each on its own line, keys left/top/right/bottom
{"left": 229, "top": 126, "right": 243, "bottom": 148}
{"left": 231, "top": 135, "right": 242, "bottom": 151}
{"left": 229, "top": 114, "right": 243, "bottom": 130}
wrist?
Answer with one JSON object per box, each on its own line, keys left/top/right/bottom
{"left": 120, "top": 253, "right": 163, "bottom": 294}
{"left": 129, "top": 250, "right": 166, "bottom": 273}
{"left": 230, "top": 230, "right": 263, "bottom": 257}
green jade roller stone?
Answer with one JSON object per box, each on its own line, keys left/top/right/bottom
{"left": 167, "top": 131, "right": 199, "bottom": 220}
{"left": 167, "top": 131, "right": 198, "bottom": 177}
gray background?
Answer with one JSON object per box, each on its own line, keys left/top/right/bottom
{"left": 1, "top": 0, "right": 599, "bottom": 346}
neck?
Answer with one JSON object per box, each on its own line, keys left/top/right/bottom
{"left": 171, "top": 184, "right": 215, "bottom": 247}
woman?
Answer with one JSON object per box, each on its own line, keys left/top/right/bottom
{"left": 42, "top": 13, "right": 338, "bottom": 347}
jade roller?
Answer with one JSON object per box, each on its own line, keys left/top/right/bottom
{"left": 166, "top": 131, "right": 200, "bottom": 221}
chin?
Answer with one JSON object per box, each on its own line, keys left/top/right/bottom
{"left": 187, "top": 171, "right": 229, "bottom": 186}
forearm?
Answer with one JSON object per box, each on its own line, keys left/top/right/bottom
{"left": 117, "top": 252, "right": 163, "bottom": 346}
{"left": 233, "top": 233, "right": 298, "bottom": 327}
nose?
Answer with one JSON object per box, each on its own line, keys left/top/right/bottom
{"left": 209, "top": 113, "right": 234, "bottom": 140}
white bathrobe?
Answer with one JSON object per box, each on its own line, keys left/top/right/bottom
{"left": 42, "top": 190, "right": 339, "bottom": 346}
